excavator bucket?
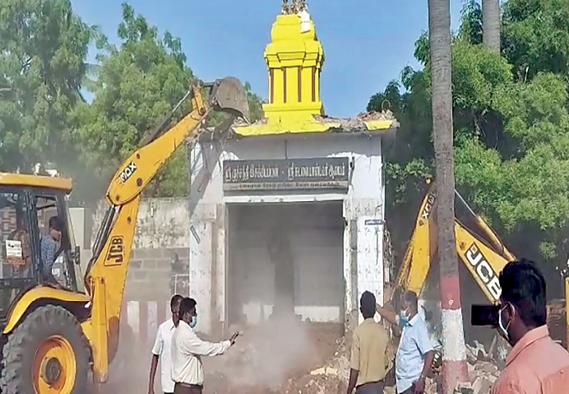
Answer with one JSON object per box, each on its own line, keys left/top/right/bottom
{"left": 210, "top": 77, "right": 250, "bottom": 122}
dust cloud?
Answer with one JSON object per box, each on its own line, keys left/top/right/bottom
{"left": 206, "top": 315, "right": 319, "bottom": 392}
{"left": 101, "top": 324, "right": 151, "bottom": 393}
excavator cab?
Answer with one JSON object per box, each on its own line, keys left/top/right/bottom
{"left": 0, "top": 176, "right": 81, "bottom": 328}
{"left": 0, "top": 77, "right": 249, "bottom": 394}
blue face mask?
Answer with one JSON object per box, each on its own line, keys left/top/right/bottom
{"left": 399, "top": 311, "right": 410, "bottom": 327}
{"left": 189, "top": 315, "right": 198, "bottom": 329}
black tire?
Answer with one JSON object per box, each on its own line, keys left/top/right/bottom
{"left": 0, "top": 305, "right": 91, "bottom": 394}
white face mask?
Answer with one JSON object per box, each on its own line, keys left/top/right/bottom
{"left": 190, "top": 315, "right": 198, "bottom": 329}
{"left": 498, "top": 303, "right": 512, "bottom": 341}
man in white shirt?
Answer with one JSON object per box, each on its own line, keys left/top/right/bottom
{"left": 148, "top": 294, "right": 183, "bottom": 394}
{"left": 171, "top": 297, "right": 239, "bottom": 394}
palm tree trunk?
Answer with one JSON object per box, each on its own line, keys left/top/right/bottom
{"left": 482, "top": 0, "right": 501, "bottom": 53}
{"left": 428, "top": 0, "right": 469, "bottom": 392}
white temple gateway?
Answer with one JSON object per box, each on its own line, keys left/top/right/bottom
{"left": 187, "top": 3, "right": 398, "bottom": 334}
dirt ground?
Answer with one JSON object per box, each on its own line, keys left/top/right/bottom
{"left": 203, "top": 318, "right": 344, "bottom": 393}
{"left": 99, "top": 316, "right": 501, "bottom": 394}
{"left": 101, "top": 318, "right": 346, "bottom": 394}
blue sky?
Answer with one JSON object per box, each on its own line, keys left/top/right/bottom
{"left": 72, "top": 0, "right": 466, "bottom": 117}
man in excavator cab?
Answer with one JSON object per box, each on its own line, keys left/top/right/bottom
{"left": 39, "top": 216, "right": 63, "bottom": 285}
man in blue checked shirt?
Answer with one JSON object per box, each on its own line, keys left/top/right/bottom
{"left": 377, "top": 291, "right": 434, "bottom": 394}
{"left": 40, "top": 216, "right": 63, "bottom": 284}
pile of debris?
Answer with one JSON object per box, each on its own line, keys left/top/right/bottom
{"left": 461, "top": 341, "right": 501, "bottom": 393}
{"left": 313, "top": 110, "right": 399, "bottom": 132}
{"left": 280, "top": 336, "right": 350, "bottom": 394}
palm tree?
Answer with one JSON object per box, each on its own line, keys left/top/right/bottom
{"left": 428, "top": 0, "right": 469, "bottom": 392}
{"left": 482, "top": 0, "right": 501, "bottom": 53}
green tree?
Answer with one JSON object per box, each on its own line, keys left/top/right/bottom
{"left": 245, "top": 82, "right": 264, "bottom": 123}
{"left": 369, "top": 0, "right": 569, "bottom": 270}
{"left": 458, "top": 0, "right": 483, "bottom": 45}
{"left": 0, "top": 0, "right": 93, "bottom": 172}
{"left": 71, "top": 3, "right": 194, "bottom": 200}
{"left": 502, "top": 0, "right": 569, "bottom": 80}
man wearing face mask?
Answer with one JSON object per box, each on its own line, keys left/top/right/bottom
{"left": 377, "top": 291, "right": 433, "bottom": 393}
{"left": 491, "top": 260, "right": 569, "bottom": 393}
{"left": 171, "top": 297, "right": 238, "bottom": 394}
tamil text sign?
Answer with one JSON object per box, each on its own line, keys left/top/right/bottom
{"left": 223, "top": 158, "right": 350, "bottom": 191}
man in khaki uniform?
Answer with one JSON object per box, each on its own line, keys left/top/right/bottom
{"left": 348, "top": 291, "right": 389, "bottom": 394}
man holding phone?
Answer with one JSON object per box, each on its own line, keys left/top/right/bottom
{"left": 491, "top": 260, "right": 569, "bottom": 393}
{"left": 171, "top": 297, "right": 239, "bottom": 394}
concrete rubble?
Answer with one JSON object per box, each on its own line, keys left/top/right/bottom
{"left": 315, "top": 109, "right": 399, "bottom": 132}
{"left": 280, "top": 337, "right": 350, "bottom": 394}
{"left": 231, "top": 110, "right": 399, "bottom": 133}
{"left": 425, "top": 342, "right": 500, "bottom": 394}
{"left": 274, "top": 333, "right": 501, "bottom": 394}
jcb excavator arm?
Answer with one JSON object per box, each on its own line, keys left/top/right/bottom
{"left": 395, "top": 183, "right": 514, "bottom": 304}
{"left": 395, "top": 182, "right": 569, "bottom": 352}
{"left": 80, "top": 78, "right": 249, "bottom": 383}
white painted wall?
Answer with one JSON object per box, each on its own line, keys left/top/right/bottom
{"left": 188, "top": 132, "right": 385, "bottom": 333}
{"left": 356, "top": 216, "right": 384, "bottom": 324}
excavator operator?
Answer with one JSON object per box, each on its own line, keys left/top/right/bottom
{"left": 40, "top": 215, "right": 63, "bottom": 284}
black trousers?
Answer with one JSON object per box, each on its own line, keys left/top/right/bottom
{"left": 355, "top": 381, "right": 384, "bottom": 394}
{"left": 173, "top": 383, "right": 203, "bottom": 394}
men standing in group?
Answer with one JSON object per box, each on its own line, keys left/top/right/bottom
{"left": 492, "top": 260, "right": 569, "bottom": 393}
{"left": 347, "top": 291, "right": 389, "bottom": 394}
{"left": 171, "top": 297, "right": 239, "bottom": 394}
{"left": 377, "top": 290, "right": 433, "bottom": 394}
{"left": 148, "top": 294, "right": 183, "bottom": 394}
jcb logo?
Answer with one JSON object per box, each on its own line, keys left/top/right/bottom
{"left": 421, "top": 193, "right": 436, "bottom": 220}
{"left": 119, "top": 162, "right": 137, "bottom": 183}
{"left": 464, "top": 244, "right": 501, "bottom": 301}
{"left": 105, "top": 236, "right": 124, "bottom": 266}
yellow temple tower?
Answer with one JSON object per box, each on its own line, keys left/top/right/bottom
{"left": 235, "top": 1, "right": 398, "bottom": 136}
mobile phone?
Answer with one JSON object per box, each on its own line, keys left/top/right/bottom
{"left": 471, "top": 304, "right": 499, "bottom": 327}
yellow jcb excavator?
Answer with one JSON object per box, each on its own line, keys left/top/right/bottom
{"left": 392, "top": 181, "right": 569, "bottom": 349}
{"left": 0, "top": 77, "right": 249, "bottom": 393}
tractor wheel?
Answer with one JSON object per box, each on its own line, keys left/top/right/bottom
{"left": 0, "top": 305, "right": 91, "bottom": 394}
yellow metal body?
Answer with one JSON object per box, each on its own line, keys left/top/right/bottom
{"left": 82, "top": 87, "right": 209, "bottom": 382}
{"left": 3, "top": 288, "right": 90, "bottom": 334}
{"left": 0, "top": 173, "right": 72, "bottom": 192}
{"left": 33, "top": 335, "right": 76, "bottom": 393}
{"left": 395, "top": 184, "right": 514, "bottom": 304}
{"left": 1, "top": 79, "right": 249, "bottom": 387}
{"left": 396, "top": 184, "right": 569, "bottom": 349}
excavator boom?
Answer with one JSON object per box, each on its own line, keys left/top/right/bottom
{"left": 83, "top": 77, "right": 249, "bottom": 382}
{"left": 0, "top": 77, "right": 248, "bottom": 393}
{"left": 395, "top": 183, "right": 514, "bottom": 303}
{"left": 393, "top": 181, "right": 568, "bottom": 351}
